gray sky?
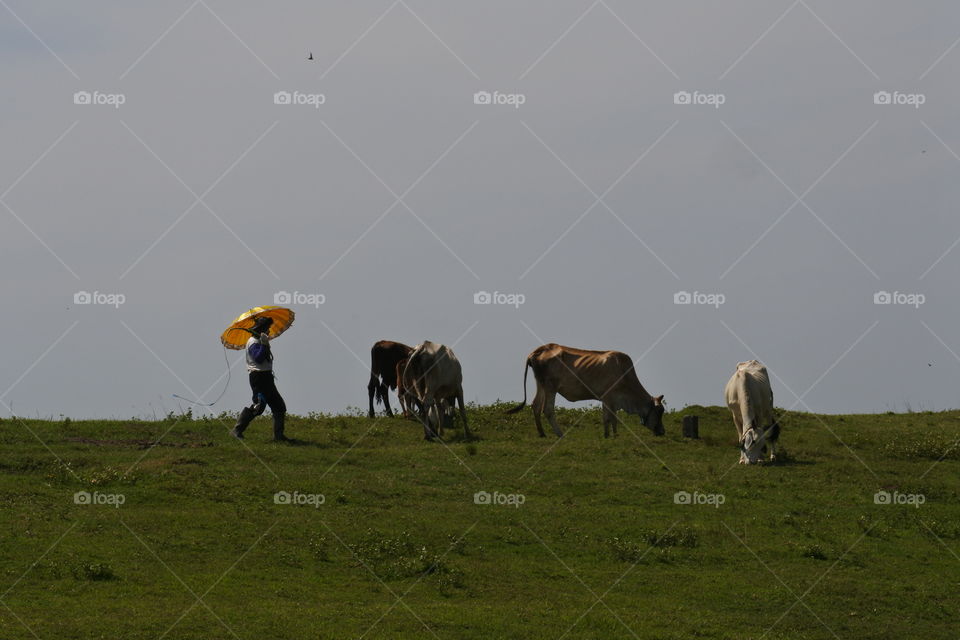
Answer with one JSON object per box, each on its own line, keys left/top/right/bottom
{"left": 2, "top": 1, "right": 959, "bottom": 419}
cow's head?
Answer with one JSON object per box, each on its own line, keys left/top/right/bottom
{"left": 739, "top": 422, "right": 780, "bottom": 464}
{"left": 640, "top": 395, "right": 665, "bottom": 436}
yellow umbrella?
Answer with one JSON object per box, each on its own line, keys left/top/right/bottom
{"left": 220, "top": 306, "right": 295, "bottom": 350}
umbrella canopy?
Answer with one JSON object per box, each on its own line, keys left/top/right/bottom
{"left": 221, "top": 306, "right": 295, "bottom": 350}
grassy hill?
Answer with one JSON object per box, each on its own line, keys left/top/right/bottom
{"left": 1, "top": 404, "right": 959, "bottom": 639}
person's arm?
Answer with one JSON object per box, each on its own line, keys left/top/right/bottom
{"left": 243, "top": 326, "right": 271, "bottom": 342}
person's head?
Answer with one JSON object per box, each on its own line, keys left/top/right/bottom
{"left": 251, "top": 316, "right": 273, "bottom": 336}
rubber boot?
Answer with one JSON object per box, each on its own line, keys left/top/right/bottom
{"left": 273, "top": 412, "right": 289, "bottom": 442}
{"left": 232, "top": 406, "right": 256, "bottom": 439}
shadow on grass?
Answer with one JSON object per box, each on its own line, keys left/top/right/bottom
{"left": 426, "top": 432, "right": 482, "bottom": 444}
{"left": 767, "top": 457, "right": 813, "bottom": 467}
{"left": 271, "top": 438, "right": 327, "bottom": 448}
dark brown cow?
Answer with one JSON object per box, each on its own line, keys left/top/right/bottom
{"left": 506, "top": 343, "right": 665, "bottom": 438}
{"left": 367, "top": 340, "right": 413, "bottom": 418}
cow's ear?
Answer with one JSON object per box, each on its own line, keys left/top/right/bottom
{"left": 654, "top": 395, "right": 664, "bottom": 405}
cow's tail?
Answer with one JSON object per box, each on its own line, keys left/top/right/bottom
{"left": 369, "top": 348, "right": 387, "bottom": 407}
{"left": 737, "top": 371, "right": 756, "bottom": 438}
{"left": 505, "top": 358, "right": 532, "bottom": 414}
{"left": 374, "top": 379, "right": 387, "bottom": 406}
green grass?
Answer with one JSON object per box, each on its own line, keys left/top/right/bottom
{"left": 1, "top": 404, "right": 959, "bottom": 639}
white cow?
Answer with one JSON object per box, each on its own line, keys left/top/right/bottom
{"left": 724, "top": 360, "right": 780, "bottom": 464}
{"left": 403, "top": 341, "right": 469, "bottom": 440}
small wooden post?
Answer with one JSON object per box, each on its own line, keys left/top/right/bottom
{"left": 682, "top": 415, "right": 699, "bottom": 439}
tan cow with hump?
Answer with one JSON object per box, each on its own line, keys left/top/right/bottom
{"left": 506, "top": 343, "right": 665, "bottom": 438}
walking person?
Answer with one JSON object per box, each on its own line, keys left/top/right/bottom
{"left": 232, "top": 316, "right": 288, "bottom": 441}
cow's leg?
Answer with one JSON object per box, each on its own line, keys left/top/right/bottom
{"left": 401, "top": 386, "right": 419, "bottom": 419}
{"left": 367, "top": 376, "right": 378, "bottom": 418}
{"left": 456, "top": 392, "right": 470, "bottom": 438}
{"left": 416, "top": 394, "right": 436, "bottom": 440}
{"left": 432, "top": 402, "right": 439, "bottom": 437}
{"left": 543, "top": 392, "right": 563, "bottom": 438}
{"left": 729, "top": 408, "right": 744, "bottom": 440}
{"left": 436, "top": 399, "right": 447, "bottom": 438}
{"left": 729, "top": 407, "right": 746, "bottom": 463}
{"left": 382, "top": 384, "right": 394, "bottom": 417}
{"left": 433, "top": 400, "right": 443, "bottom": 439}
{"left": 443, "top": 398, "right": 456, "bottom": 434}
{"left": 602, "top": 403, "right": 613, "bottom": 438}
{"left": 434, "top": 400, "right": 446, "bottom": 439}
{"left": 531, "top": 388, "right": 546, "bottom": 437}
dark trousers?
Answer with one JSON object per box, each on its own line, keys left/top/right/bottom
{"left": 248, "top": 370, "right": 286, "bottom": 416}
{"left": 234, "top": 371, "right": 286, "bottom": 438}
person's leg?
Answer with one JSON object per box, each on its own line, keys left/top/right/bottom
{"left": 232, "top": 375, "right": 267, "bottom": 438}
{"left": 260, "top": 374, "right": 288, "bottom": 441}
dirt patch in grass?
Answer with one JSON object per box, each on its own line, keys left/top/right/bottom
{"left": 64, "top": 436, "right": 214, "bottom": 449}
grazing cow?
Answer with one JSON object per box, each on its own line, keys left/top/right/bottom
{"left": 395, "top": 357, "right": 423, "bottom": 419}
{"left": 724, "top": 360, "right": 780, "bottom": 464}
{"left": 367, "top": 340, "right": 413, "bottom": 418}
{"left": 506, "top": 343, "right": 665, "bottom": 438}
{"left": 403, "top": 341, "right": 469, "bottom": 440}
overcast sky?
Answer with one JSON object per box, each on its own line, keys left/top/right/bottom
{"left": 2, "top": 1, "right": 959, "bottom": 420}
